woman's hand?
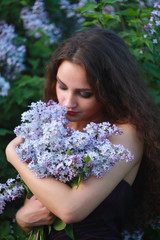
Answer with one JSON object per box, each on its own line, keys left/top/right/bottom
{"left": 16, "top": 195, "right": 56, "bottom": 232}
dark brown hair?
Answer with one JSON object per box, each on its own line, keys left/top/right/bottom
{"left": 44, "top": 27, "right": 160, "bottom": 228}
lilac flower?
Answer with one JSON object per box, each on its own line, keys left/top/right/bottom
{"left": 142, "top": 1, "right": 160, "bottom": 46}
{"left": 20, "top": 0, "right": 61, "bottom": 45}
{"left": 153, "top": 38, "right": 158, "bottom": 43}
{"left": 59, "top": 0, "right": 88, "bottom": 24}
{"left": 121, "top": 229, "right": 144, "bottom": 240}
{"left": 0, "top": 74, "right": 10, "bottom": 96}
{"left": 14, "top": 100, "right": 134, "bottom": 184}
{"left": 0, "top": 178, "right": 24, "bottom": 214}
{"left": 102, "top": 5, "right": 115, "bottom": 15}
{"left": 0, "top": 21, "right": 26, "bottom": 80}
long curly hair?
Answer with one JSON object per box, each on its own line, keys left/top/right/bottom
{"left": 44, "top": 27, "right": 160, "bottom": 228}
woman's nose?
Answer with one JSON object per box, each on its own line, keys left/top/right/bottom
{"left": 63, "top": 93, "right": 77, "bottom": 109}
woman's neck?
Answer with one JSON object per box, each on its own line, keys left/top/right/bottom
{"left": 68, "top": 117, "right": 107, "bottom": 131}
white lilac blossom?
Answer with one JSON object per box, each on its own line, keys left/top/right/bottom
{"left": 0, "top": 21, "right": 26, "bottom": 80}
{"left": 0, "top": 178, "right": 24, "bottom": 214}
{"left": 0, "top": 74, "right": 10, "bottom": 96}
{"left": 14, "top": 100, "right": 134, "bottom": 183}
{"left": 20, "top": 0, "right": 61, "bottom": 45}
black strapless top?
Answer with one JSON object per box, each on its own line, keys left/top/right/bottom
{"left": 46, "top": 180, "right": 132, "bottom": 240}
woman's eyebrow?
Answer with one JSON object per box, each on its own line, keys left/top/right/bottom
{"left": 56, "top": 76, "right": 92, "bottom": 91}
{"left": 56, "top": 76, "right": 66, "bottom": 86}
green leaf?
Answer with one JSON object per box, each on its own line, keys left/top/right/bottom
{"left": 53, "top": 218, "right": 66, "bottom": 231}
{"left": 69, "top": 177, "right": 79, "bottom": 187}
{"left": 85, "top": 155, "right": 91, "bottom": 163}
{"left": 82, "top": 19, "right": 99, "bottom": 26}
{"left": 28, "top": 59, "right": 40, "bottom": 70}
{"left": 0, "top": 128, "right": 13, "bottom": 136}
{"left": 144, "top": 40, "right": 153, "bottom": 53}
{"left": 76, "top": 171, "right": 85, "bottom": 188}
{"left": 77, "top": 1, "right": 97, "bottom": 13}
{"left": 77, "top": 175, "right": 81, "bottom": 188}
{"left": 48, "top": 225, "right": 52, "bottom": 234}
{"left": 22, "top": 183, "right": 33, "bottom": 199}
{"left": 13, "top": 222, "right": 28, "bottom": 239}
{"left": 39, "top": 227, "right": 45, "bottom": 240}
{"left": 119, "top": 9, "right": 138, "bottom": 17}
{"left": 65, "top": 224, "right": 75, "bottom": 240}
{"left": 84, "top": 164, "right": 89, "bottom": 172}
{"left": 0, "top": 0, "right": 19, "bottom": 5}
{"left": 0, "top": 221, "right": 11, "bottom": 236}
{"left": 102, "top": 0, "right": 118, "bottom": 4}
{"left": 66, "top": 149, "right": 72, "bottom": 155}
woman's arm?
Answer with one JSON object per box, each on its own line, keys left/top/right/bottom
{"left": 16, "top": 195, "right": 56, "bottom": 232}
{"left": 6, "top": 123, "right": 143, "bottom": 224}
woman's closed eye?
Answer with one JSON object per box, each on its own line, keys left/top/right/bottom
{"left": 57, "top": 78, "right": 93, "bottom": 98}
{"left": 79, "top": 91, "right": 93, "bottom": 98}
{"left": 58, "top": 82, "right": 67, "bottom": 90}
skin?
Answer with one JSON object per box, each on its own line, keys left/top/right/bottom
{"left": 16, "top": 196, "right": 56, "bottom": 232}
{"left": 6, "top": 60, "right": 144, "bottom": 232}
{"left": 56, "top": 60, "right": 105, "bottom": 130}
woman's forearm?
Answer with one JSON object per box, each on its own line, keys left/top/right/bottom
{"left": 6, "top": 139, "right": 74, "bottom": 223}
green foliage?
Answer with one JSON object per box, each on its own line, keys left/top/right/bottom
{"left": 53, "top": 218, "right": 66, "bottom": 231}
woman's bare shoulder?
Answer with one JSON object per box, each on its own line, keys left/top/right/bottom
{"left": 109, "top": 122, "right": 144, "bottom": 161}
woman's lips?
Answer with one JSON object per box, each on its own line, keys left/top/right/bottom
{"left": 67, "top": 111, "right": 78, "bottom": 116}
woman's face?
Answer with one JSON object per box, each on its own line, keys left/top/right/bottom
{"left": 56, "top": 60, "right": 104, "bottom": 128}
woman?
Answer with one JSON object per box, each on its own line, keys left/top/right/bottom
{"left": 6, "top": 27, "right": 160, "bottom": 239}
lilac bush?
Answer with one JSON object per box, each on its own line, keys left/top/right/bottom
{"left": 20, "top": 0, "right": 61, "bottom": 45}
{"left": 0, "top": 21, "right": 26, "bottom": 82}
{"left": 143, "top": 2, "right": 160, "bottom": 46}
{"left": 0, "top": 74, "right": 10, "bottom": 97}
{"left": 0, "top": 177, "right": 24, "bottom": 214}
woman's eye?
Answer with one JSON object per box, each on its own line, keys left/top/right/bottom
{"left": 80, "top": 92, "right": 93, "bottom": 98}
{"left": 59, "top": 83, "right": 67, "bottom": 90}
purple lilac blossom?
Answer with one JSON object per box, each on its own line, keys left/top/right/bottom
{"left": 102, "top": 5, "right": 115, "bottom": 15}
{"left": 0, "top": 21, "right": 26, "bottom": 80}
{"left": 0, "top": 178, "right": 24, "bottom": 214}
{"left": 60, "top": 0, "right": 88, "bottom": 24}
{"left": 121, "top": 229, "right": 144, "bottom": 240}
{"left": 20, "top": 0, "right": 61, "bottom": 45}
{"left": 0, "top": 74, "right": 10, "bottom": 96}
{"left": 143, "top": 2, "right": 160, "bottom": 46}
{"left": 14, "top": 100, "right": 134, "bottom": 183}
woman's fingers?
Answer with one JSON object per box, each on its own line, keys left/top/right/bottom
{"left": 9, "top": 136, "right": 24, "bottom": 148}
{"left": 16, "top": 195, "right": 56, "bottom": 230}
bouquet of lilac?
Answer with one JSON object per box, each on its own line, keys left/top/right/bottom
{"left": 1, "top": 100, "right": 134, "bottom": 240}
{"left": 14, "top": 100, "right": 134, "bottom": 186}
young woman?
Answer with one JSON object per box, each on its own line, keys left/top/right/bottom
{"left": 6, "top": 27, "right": 160, "bottom": 239}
